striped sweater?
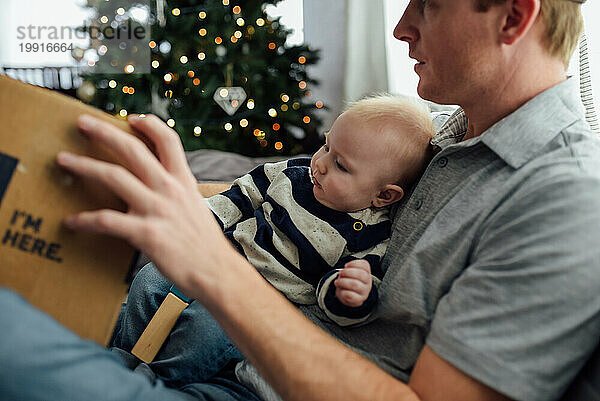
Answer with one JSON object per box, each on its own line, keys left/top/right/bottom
{"left": 206, "top": 158, "right": 391, "bottom": 326}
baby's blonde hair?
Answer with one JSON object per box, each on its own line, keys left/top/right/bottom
{"left": 343, "top": 94, "right": 435, "bottom": 189}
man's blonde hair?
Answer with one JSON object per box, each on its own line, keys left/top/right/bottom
{"left": 343, "top": 94, "right": 435, "bottom": 189}
{"left": 476, "top": 0, "right": 583, "bottom": 67}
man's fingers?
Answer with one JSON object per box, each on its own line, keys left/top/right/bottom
{"left": 77, "top": 115, "right": 171, "bottom": 190}
{"left": 64, "top": 209, "right": 146, "bottom": 247}
{"left": 127, "top": 114, "right": 196, "bottom": 185}
{"left": 57, "top": 151, "right": 156, "bottom": 211}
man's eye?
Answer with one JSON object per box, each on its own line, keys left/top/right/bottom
{"left": 336, "top": 161, "right": 347, "bottom": 172}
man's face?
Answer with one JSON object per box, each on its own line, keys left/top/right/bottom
{"left": 310, "top": 112, "right": 395, "bottom": 212}
{"left": 393, "top": 0, "right": 502, "bottom": 105}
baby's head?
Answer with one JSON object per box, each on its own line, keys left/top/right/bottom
{"left": 310, "top": 94, "right": 435, "bottom": 212}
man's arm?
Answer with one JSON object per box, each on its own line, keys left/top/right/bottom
{"left": 58, "top": 114, "right": 514, "bottom": 401}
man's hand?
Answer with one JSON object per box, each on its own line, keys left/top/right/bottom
{"left": 56, "top": 114, "right": 238, "bottom": 301}
{"left": 334, "top": 259, "right": 373, "bottom": 307}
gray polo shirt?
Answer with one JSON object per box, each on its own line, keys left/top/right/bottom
{"left": 238, "top": 79, "right": 600, "bottom": 401}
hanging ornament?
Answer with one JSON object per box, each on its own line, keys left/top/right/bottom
{"left": 213, "top": 63, "right": 247, "bottom": 116}
{"left": 76, "top": 81, "right": 96, "bottom": 102}
{"left": 213, "top": 86, "right": 247, "bottom": 116}
{"left": 71, "top": 47, "right": 85, "bottom": 62}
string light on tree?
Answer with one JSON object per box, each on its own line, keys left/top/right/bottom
{"left": 119, "top": 109, "right": 128, "bottom": 117}
{"left": 79, "top": 0, "right": 322, "bottom": 157}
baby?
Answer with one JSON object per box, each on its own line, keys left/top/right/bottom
{"left": 206, "top": 94, "right": 435, "bottom": 325}
{"left": 114, "top": 94, "right": 435, "bottom": 387}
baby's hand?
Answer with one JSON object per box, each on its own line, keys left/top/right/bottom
{"left": 334, "top": 259, "right": 372, "bottom": 307}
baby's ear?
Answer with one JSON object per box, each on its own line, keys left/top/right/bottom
{"left": 372, "top": 184, "right": 404, "bottom": 208}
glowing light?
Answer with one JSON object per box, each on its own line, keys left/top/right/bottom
{"left": 222, "top": 0, "right": 229, "bottom": 5}
{"left": 256, "top": 18, "right": 265, "bottom": 26}
{"left": 119, "top": 109, "right": 128, "bottom": 117}
{"left": 268, "top": 108, "right": 277, "bottom": 117}
{"left": 215, "top": 37, "right": 223, "bottom": 44}
{"left": 303, "top": 116, "right": 311, "bottom": 124}
{"left": 152, "top": 60, "right": 160, "bottom": 68}
{"left": 172, "top": 8, "right": 180, "bottom": 16}
{"left": 260, "top": 140, "right": 268, "bottom": 147}
{"left": 240, "top": 119, "right": 249, "bottom": 127}
{"left": 281, "top": 104, "right": 288, "bottom": 111}
{"left": 199, "top": 11, "right": 207, "bottom": 19}
{"left": 165, "top": 90, "right": 173, "bottom": 98}
{"left": 292, "top": 102, "right": 300, "bottom": 110}
{"left": 116, "top": 7, "right": 125, "bottom": 15}
{"left": 274, "top": 141, "right": 283, "bottom": 150}
{"left": 124, "top": 64, "right": 135, "bottom": 73}
{"left": 149, "top": 40, "right": 157, "bottom": 49}
{"left": 231, "top": 100, "right": 239, "bottom": 107}
{"left": 88, "top": 60, "right": 96, "bottom": 67}
{"left": 219, "top": 88, "right": 229, "bottom": 97}
{"left": 298, "top": 56, "right": 306, "bottom": 64}
{"left": 128, "top": 87, "right": 135, "bottom": 94}
{"left": 108, "top": 80, "right": 117, "bottom": 88}
{"left": 167, "top": 119, "right": 175, "bottom": 127}
{"left": 97, "top": 45, "right": 107, "bottom": 56}
{"left": 164, "top": 73, "right": 173, "bottom": 83}
{"left": 316, "top": 101, "right": 324, "bottom": 108}
{"left": 247, "top": 26, "right": 255, "bottom": 34}
{"left": 187, "top": 71, "right": 195, "bottom": 78}
{"left": 122, "top": 86, "right": 129, "bottom": 94}
{"left": 272, "top": 123, "right": 280, "bottom": 131}
{"left": 199, "top": 28, "right": 207, "bottom": 36}
{"left": 268, "top": 42, "right": 276, "bottom": 50}
{"left": 194, "top": 126, "right": 202, "bottom": 136}
{"left": 234, "top": 30, "right": 242, "bottom": 39}
{"left": 299, "top": 81, "right": 307, "bottom": 89}
{"left": 247, "top": 99, "right": 255, "bottom": 109}
{"left": 253, "top": 129, "right": 261, "bottom": 136}
{"left": 197, "top": 52, "right": 206, "bottom": 60}
{"left": 193, "top": 78, "right": 201, "bottom": 86}
{"left": 280, "top": 94, "right": 289, "bottom": 102}
{"left": 100, "top": 16, "right": 109, "bottom": 23}
{"left": 237, "top": 18, "right": 245, "bottom": 26}
{"left": 230, "top": 36, "right": 238, "bottom": 43}
{"left": 233, "top": 6, "right": 241, "bottom": 14}
{"left": 180, "top": 55, "right": 188, "bottom": 64}
{"left": 224, "top": 123, "right": 233, "bottom": 131}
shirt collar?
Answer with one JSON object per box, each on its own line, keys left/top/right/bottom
{"left": 430, "top": 79, "right": 586, "bottom": 168}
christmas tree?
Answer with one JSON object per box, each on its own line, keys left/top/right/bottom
{"left": 78, "top": 0, "right": 324, "bottom": 156}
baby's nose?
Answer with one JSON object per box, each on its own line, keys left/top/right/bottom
{"left": 315, "top": 158, "right": 327, "bottom": 174}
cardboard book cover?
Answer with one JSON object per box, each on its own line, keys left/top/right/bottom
{"left": 0, "top": 75, "right": 138, "bottom": 345}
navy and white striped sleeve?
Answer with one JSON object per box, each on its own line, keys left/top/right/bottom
{"left": 206, "top": 160, "right": 289, "bottom": 230}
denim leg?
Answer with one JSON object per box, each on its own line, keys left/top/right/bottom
{"left": 112, "top": 263, "right": 245, "bottom": 388}
{"left": 0, "top": 287, "right": 260, "bottom": 401}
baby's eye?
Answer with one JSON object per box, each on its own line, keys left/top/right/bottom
{"left": 336, "top": 160, "right": 347, "bottom": 172}
{"left": 323, "top": 144, "right": 329, "bottom": 152}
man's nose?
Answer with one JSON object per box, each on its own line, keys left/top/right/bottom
{"left": 393, "top": 1, "right": 420, "bottom": 43}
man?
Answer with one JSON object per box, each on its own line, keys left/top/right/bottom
{"left": 1, "top": 0, "right": 598, "bottom": 400}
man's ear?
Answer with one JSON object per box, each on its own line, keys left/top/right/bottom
{"left": 499, "top": 0, "right": 540, "bottom": 45}
{"left": 372, "top": 184, "right": 404, "bottom": 208}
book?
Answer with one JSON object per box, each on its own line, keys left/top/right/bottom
{"left": 0, "top": 75, "right": 137, "bottom": 345}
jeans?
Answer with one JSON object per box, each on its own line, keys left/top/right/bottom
{"left": 0, "top": 263, "right": 260, "bottom": 401}
{"left": 112, "top": 263, "right": 245, "bottom": 388}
